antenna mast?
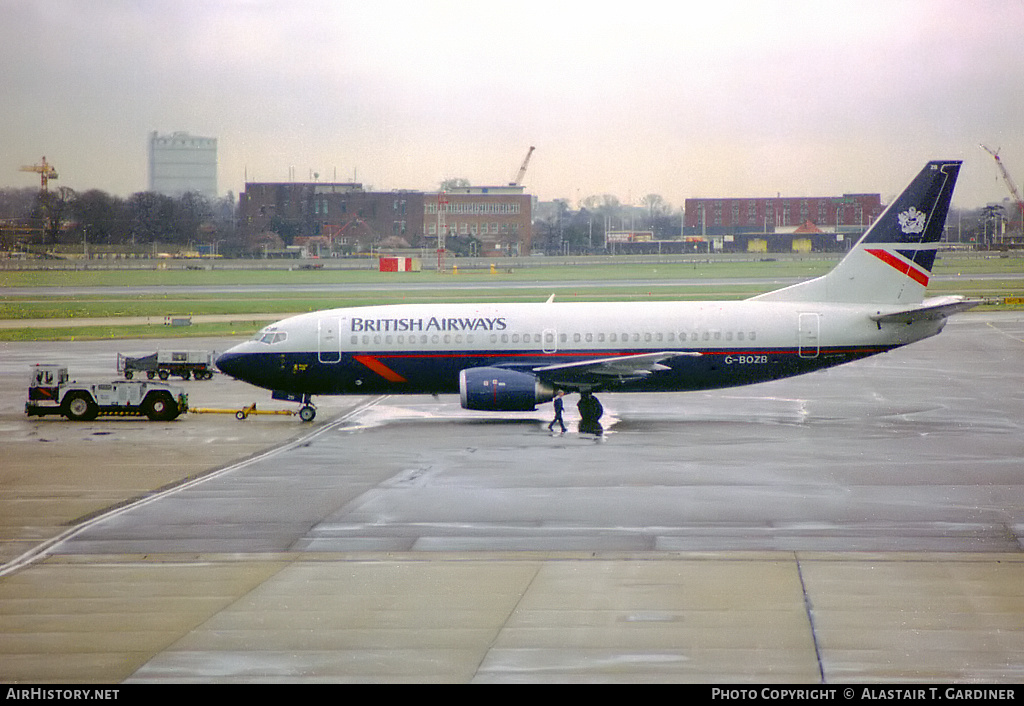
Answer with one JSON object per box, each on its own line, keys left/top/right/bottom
{"left": 436, "top": 191, "right": 448, "bottom": 272}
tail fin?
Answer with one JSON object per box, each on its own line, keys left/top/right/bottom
{"left": 752, "top": 160, "right": 961, "bottom": 304}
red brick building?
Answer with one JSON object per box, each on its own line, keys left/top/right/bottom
{"left": 684, "top": 193, "right": 883, "bottom": 233}
{"left": 238, "top": 183, "right": 425, "bottom": 255}
{"left": 239, "top": 182, "right": 532, "bottom": 257}
{"left": 425, "top": 186, "right": 533, "bottom": 256}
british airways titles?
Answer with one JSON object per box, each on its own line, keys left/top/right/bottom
{"left": 350, "top": 316, "right": 509, "bottom": 333}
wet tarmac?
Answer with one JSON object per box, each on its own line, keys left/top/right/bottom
{"left": 2, "top": 313, "right": 1023, "bottom": 682}
{"left": 57, "top": 314, "right": 1024, "bottom": 556}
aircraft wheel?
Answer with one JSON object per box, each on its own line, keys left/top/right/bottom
{"left": 63, "top": 392, "right": 98, "bottom": 421}
{"left": 299, "top": 405, "right": 316, "bottom": 422}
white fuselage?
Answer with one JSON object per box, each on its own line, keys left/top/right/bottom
{"left": 216, "top": 299, "right": 945, "bottom": 397}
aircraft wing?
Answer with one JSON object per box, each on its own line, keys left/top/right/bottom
{"left": 869, "top": 296, "right": 982, "bottom": 324}
{"left": 531, "top": 351, "right": 701, "bottom": 387}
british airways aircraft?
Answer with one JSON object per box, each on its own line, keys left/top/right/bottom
{"left": 216, "top": 160, "right": 977, "bottom": 423}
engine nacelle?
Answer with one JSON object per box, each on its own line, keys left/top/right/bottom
{"left": 459, "top": 367, "right": 555, "bottom": 412}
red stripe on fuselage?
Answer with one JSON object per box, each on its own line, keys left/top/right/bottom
{"left": 353, "top": 355, "right": 408, "bottom": 382}
{"left": 865, "top": 248, "right": 929, "bottom": 286}
{"left": 361, "top": 347, "right": 892, "bottom": 362}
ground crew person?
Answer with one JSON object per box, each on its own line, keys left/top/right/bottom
{"left": 548, "top": 391, "right": 566, "bottom": 432}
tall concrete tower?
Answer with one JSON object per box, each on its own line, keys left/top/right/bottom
{"left": 148, "top": 131, "right": 217, "bottom": 200}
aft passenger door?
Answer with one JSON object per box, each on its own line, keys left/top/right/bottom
{"left": 798, "top": 312, "right": 820, "bottom": 359}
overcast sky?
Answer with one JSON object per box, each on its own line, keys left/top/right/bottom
{"left": 3, "top": 0, "right": 1023, "bottom": 210}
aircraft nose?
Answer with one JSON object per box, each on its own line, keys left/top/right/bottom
{"left": 216, "top": 347, "right": 283, "bottom": 391}
{"left": 215, "top": 350, "right": 252, "bottom": 382}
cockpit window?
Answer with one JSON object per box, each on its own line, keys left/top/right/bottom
{"left": 255, "top": 328, "right": 288, "bottom": 345}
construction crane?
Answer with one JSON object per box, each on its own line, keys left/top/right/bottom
{"left": 979, "top": 145, "right": 1024, "bottom": 227}
{"left": 509, "top": 146, "right": 535, "bottom": 187}
{"left": 19, "top": 156, "right": 58, "bottom": 192}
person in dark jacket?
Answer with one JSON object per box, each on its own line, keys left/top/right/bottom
{"left": 548, "top": 391, "right": 566, "bottom": 432}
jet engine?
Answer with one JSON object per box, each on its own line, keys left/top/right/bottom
{"left": 459, "top": 367, "right": 555, "bottom": 411}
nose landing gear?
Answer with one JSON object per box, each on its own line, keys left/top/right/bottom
{"left": 272, "top": 390, "right": 317, "bottom": 422}
{"left": 298, "top": 394, "right": 316, "bottom": 422}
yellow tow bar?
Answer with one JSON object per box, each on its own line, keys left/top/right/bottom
{"left": 190, "top": 403, "right": 296, "bottom": 420}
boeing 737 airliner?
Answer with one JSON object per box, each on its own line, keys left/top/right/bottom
{"left": 216, "top": 160, "right": 977, "bottom": 423}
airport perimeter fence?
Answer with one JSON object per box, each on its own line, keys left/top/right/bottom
{"left": 1, "top": 249, "right": 1019, "bottom": 273}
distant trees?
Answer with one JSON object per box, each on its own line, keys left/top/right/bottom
{"left": 580, "top": 194, "right": 622, "bottom": 213}
{"left": 73, "top": 189, "right": 130, "bottom": 245}
{"left": 0, "top": 187, "right": 37, "bottom": 220}
{"left": 127, "top": 191, "right": 177, "bottom": 243}
{"left": 641, "top": 193, "right": 669, "bottom": 219}
{"left": 534, "top": 193, "right": 682, "bottom": 254}
{"left": 935, "top": 206, "right": 1019, "bottom": 248}
{"left": 0, "top": 186, "right": 76, "bottom": 245}
{"left": 977, "top": 205, "right": 1006, "bottom": 247}
{"left": 0, "top": 186, "right": 239, "bottom": 253}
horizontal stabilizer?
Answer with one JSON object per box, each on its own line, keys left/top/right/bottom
{"left": 869, "top": 296, "right": 981, "bottom": 324}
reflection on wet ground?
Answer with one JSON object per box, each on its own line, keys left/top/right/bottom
{"left": 59, "top": 315, "right": 1024, "bottom": 556}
